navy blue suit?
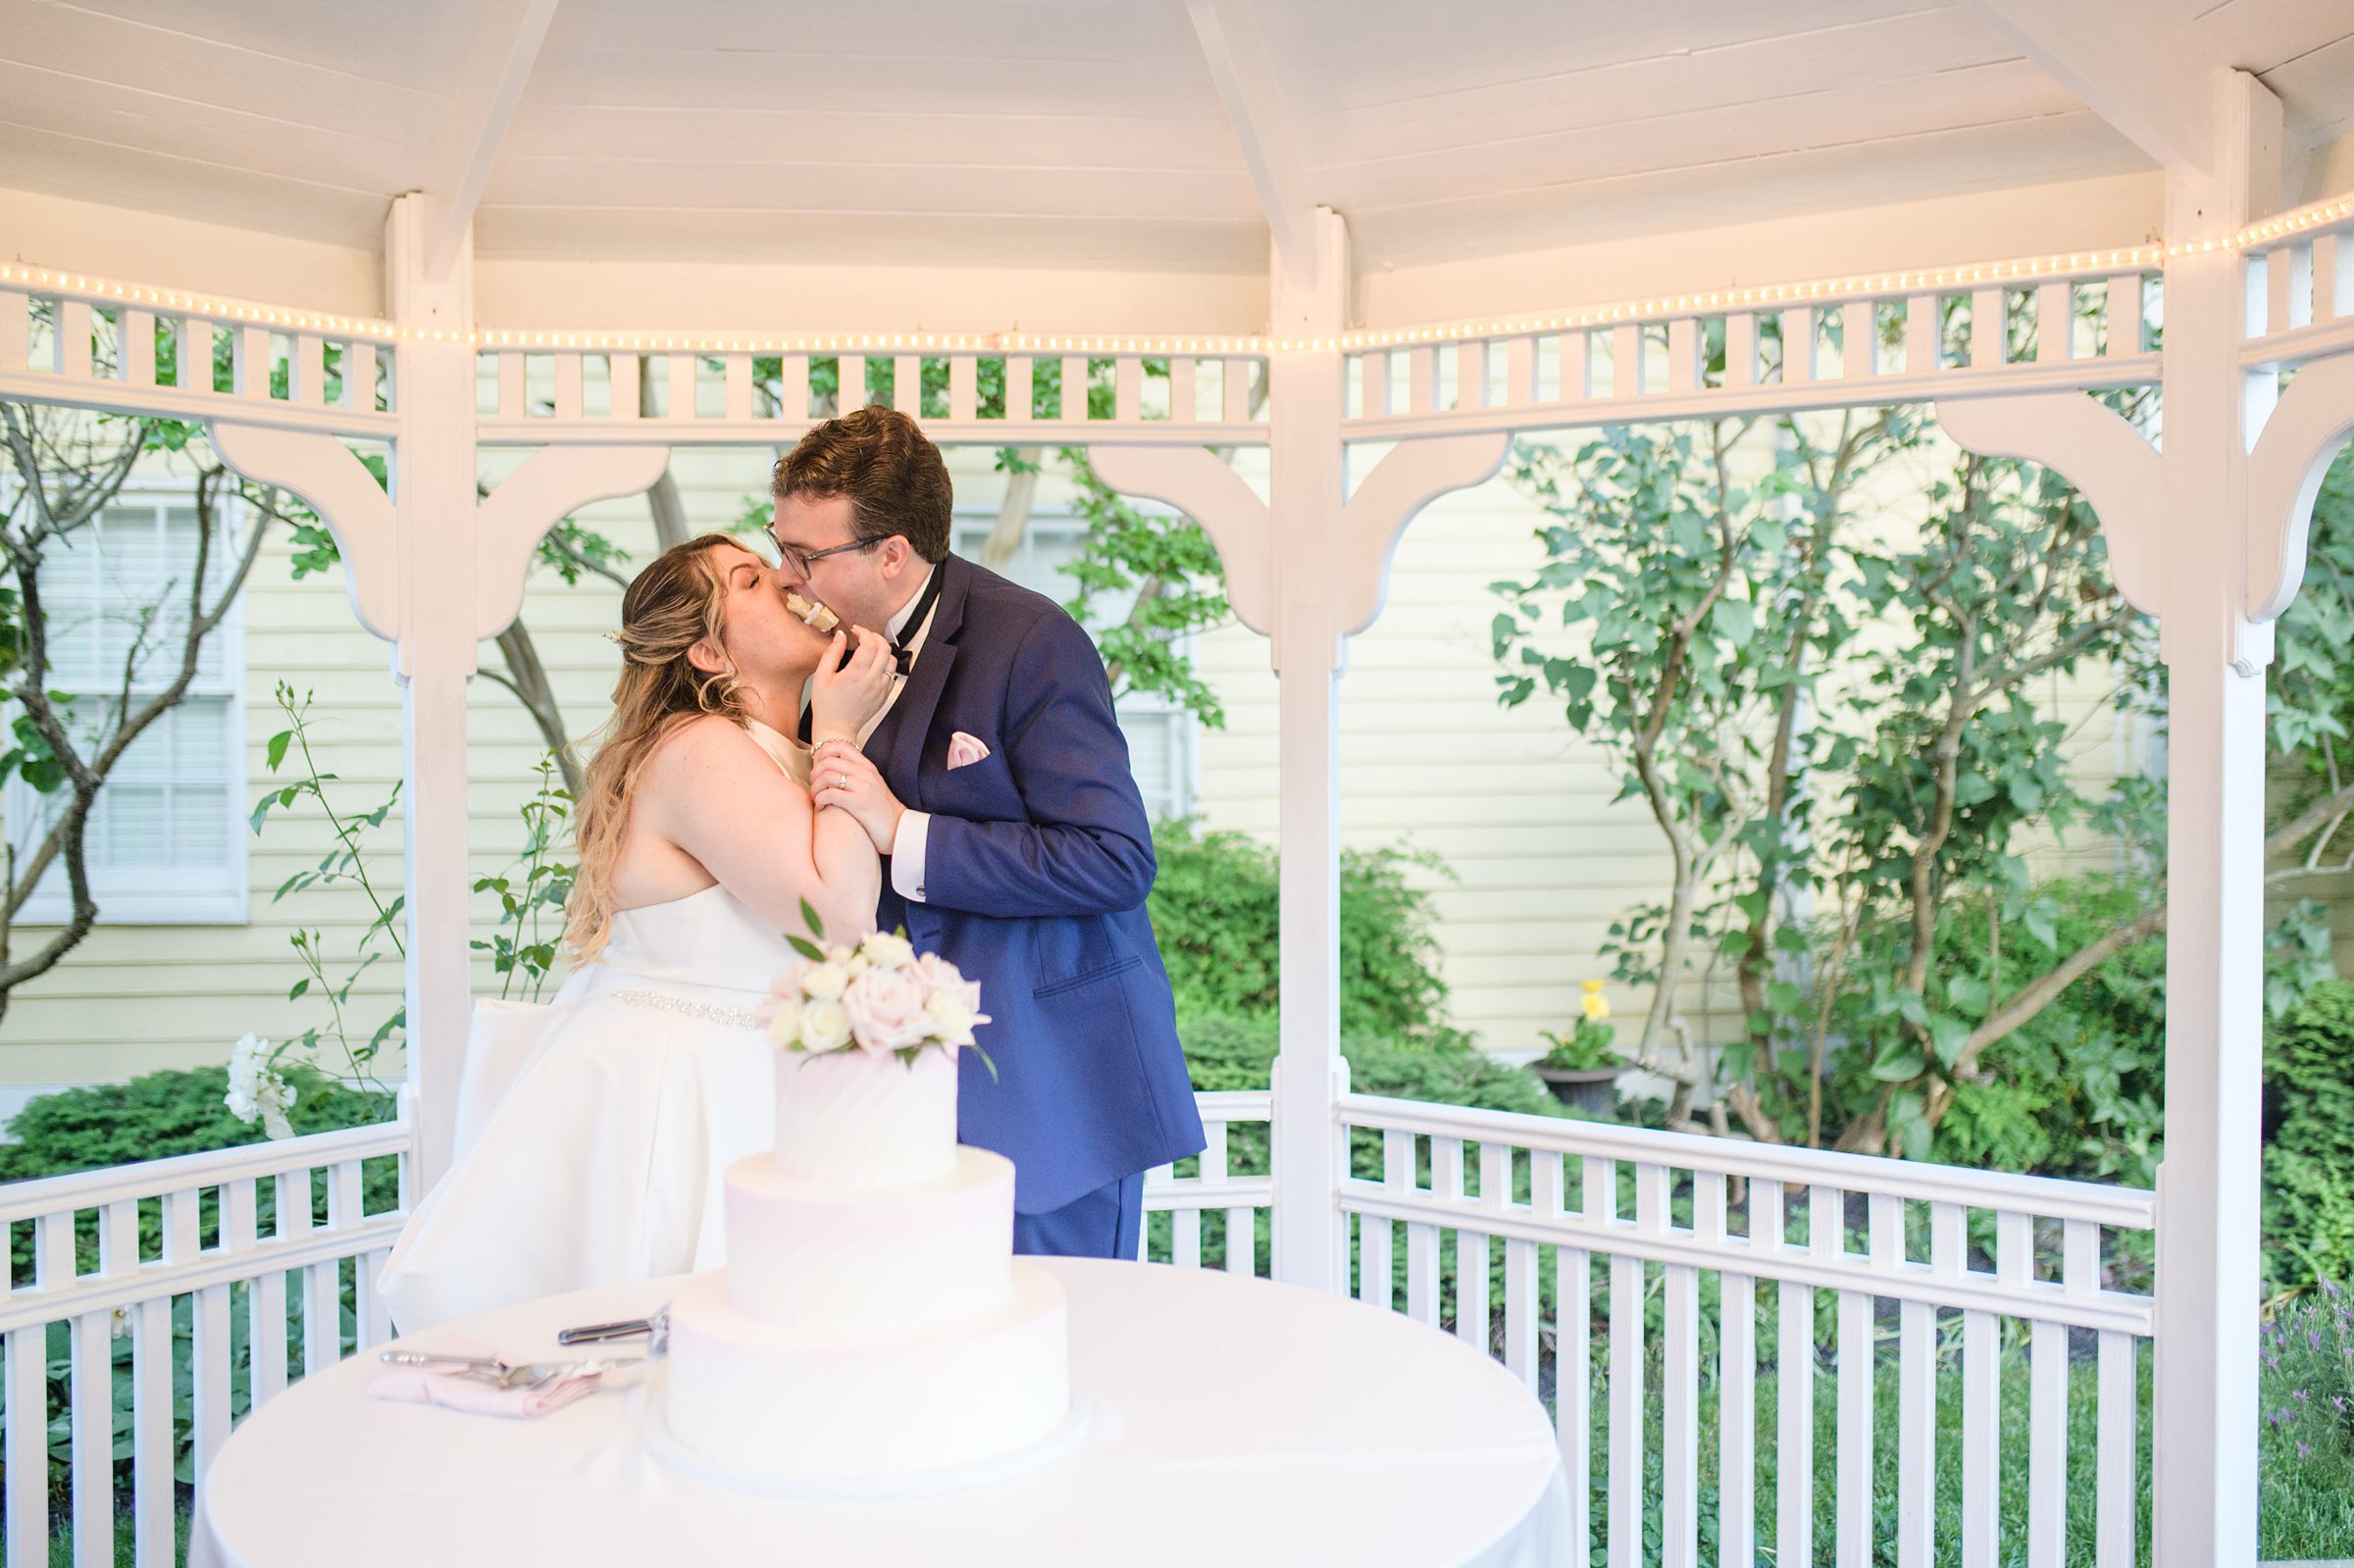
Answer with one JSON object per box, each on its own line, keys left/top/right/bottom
{"left": 862, "top": 553, "right": 1203, "bottom": 1239}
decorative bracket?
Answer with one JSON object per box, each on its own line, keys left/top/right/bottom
{"left": 1087, "top": 445, "right": 1274, "bottom": 634}
{"left": 474, "top": 445, "right": 672, "bottom": 638}
{"left": 208, "top": 422, "right": 399, "bottom": 640}
{"left": 1338, "top": 433, "right": 1510, "bottom": 636}
{"left": 2247, "top": 353, "right": 2354, "bottom": 624}
{"left": 213, "top": 422, "right": 670, "bottom": 648}
{"left": 1933, "top": 392, "right": 2166, "bottom": 617}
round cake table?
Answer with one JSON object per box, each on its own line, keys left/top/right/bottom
{"left": 193, "top": 1257, "right": 1572, "bottom": 1567}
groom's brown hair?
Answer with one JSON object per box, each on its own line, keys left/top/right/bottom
{"left": 771, "top": 405, "right": 953, "bottom": 562}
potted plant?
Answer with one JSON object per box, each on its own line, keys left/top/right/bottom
{"left": 1532, "top": 981, "right": 1621, "bottom": 1114}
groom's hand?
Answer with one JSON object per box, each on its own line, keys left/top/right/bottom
{"left": 811, "top": 740, "right": 904, "bottom": 852}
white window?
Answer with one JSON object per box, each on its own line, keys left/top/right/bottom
{"left": 6, "top": 483, "right": 248, "bottom": 924}
{"left": 952, "top": 512, "right": 1197, "bottom": 822}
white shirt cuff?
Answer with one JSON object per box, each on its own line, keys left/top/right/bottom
{"left": 890, "top": 810, "right": 933, "bottom": 903}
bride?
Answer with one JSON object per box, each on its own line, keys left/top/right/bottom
{"left": 378, "top": 532, "right": 895, "bottom": 1334}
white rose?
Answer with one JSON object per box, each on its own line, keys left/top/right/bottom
{"left": 844, "top": 952, "right": 871, "bottom": 978}
{"left": 826, "top": 945, "right": 854, "bottom": 965}
{"left": 798, "top": 999, "right": 853, "bottom": 1053}
{"left": 858, "top": 931, "right": 915, "bottom": 971}
{"left": 764, "top": 997, "right": 804, "bottom": 1047}
{"left": 803, "top": 962, "right": 850, "bottom": 1003}
{"left": 923, "top": 989, "right": 977, "bottom": 1047}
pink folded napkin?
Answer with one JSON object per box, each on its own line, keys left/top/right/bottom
{"left": 367, "top": 1337, "right": 602, "bottom": 1420}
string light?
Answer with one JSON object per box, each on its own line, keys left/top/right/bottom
{"left": 2, "top": 192, "right": 2350, "bottom": 375}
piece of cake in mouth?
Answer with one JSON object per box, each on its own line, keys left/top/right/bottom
{"left": 783, "top": 589, "right": 841, "bottom": 633}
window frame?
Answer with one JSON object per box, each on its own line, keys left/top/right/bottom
{"left": 6, "top": 478, "right": 251, "bottom": 926}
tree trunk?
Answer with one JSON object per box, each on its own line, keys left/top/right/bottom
{"left": 639, "top": 357, "right": 691, "bottom": 550}
{"left": 979, "top": 448, "right": 1045, "bottom": 569}
{"left": 486, "top": 620, "right": 583, "bottom": 797}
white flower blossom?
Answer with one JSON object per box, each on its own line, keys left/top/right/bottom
{"left": 923, "top": 989, "right": 977, "bottom": 1047}
{"left": 803, "top": 962, "right": 851, "bottom": 1003}
{"left": 798, "top": 1000, "right": 853, "bottom": 1053}
{"left": 226, "top": 1032, "right": 298, "bottom": 1140}
{"left": 764, "top": 997, "right": 804, "bottom": 1047}
{"left": 858, "top": 931, "right": 915, "bottom": 971}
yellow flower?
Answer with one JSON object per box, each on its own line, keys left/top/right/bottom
{"left": 1580, "top": 980, "right": 1610, "bottom": 1021}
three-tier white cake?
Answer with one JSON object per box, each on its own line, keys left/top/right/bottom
{"left": 657, "top": 1044, "right": 1072, "bottom": 1481}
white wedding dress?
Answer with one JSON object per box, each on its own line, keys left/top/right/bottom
{"left": 377, "top": 722, "right": 811, "bottom": 1336}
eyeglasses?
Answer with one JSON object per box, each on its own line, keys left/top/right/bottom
{"left": 769, "top": 533, "right": 880, "bottom": 577}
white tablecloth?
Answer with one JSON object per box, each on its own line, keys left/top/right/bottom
{"left": 194, "top": 1258, "right": 1572, "bottom": 1568}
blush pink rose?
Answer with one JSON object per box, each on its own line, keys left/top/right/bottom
{"left": 910, "top": 951, "right": 983, "bottom": 1017}
{"left": 841, "top": 966, "right": 933, "bottom": 1057}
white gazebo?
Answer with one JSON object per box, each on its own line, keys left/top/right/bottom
{"left": 2, "top": 2, "right": 2352, "bottom": 1564}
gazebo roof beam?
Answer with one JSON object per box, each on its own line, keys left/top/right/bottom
{"left": 1184, "top": 0, "right": 1317, "bottom": 290}
{"left": 1962, "top": 0, "right": 2220, "bottom": 176}
{"left": 417, "top": 0, "right": 561, "bottom": 282}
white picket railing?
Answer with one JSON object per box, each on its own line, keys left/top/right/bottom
{"left": 0, "top": 278, "right": 398, "bottom": 440}
{"left": 0, "top": 1116, "right": 413, "bottom": 1568}
{"left": 471, "top": 343, "right": 1271, "bottom": 449}
{"left": 0, "top": 1082, "right": 2162, "bottom": 1568}
{"left": 2242, "top": 199, "right": 2354, "bottom": 371}
{"left": 1338, "top": 1093, "right": 2156, "bottom": 1568}
{"left": 1344, "top": 261, "right": 2164, "bottom": 441}
{"left": 1142, "top": 1090, "right": 1273, "bottom": 1278}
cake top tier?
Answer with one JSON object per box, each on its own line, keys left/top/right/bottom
{"left": 772, "top": 1045, "right": 959, "bottom": 1189}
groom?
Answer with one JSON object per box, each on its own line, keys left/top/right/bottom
{"left": 773, "top": 406, "right": 1205, "bottom": 1260}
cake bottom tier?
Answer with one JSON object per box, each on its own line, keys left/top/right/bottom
{"left": 659, "top": 1261, "right": 1070, "bottom": 1481}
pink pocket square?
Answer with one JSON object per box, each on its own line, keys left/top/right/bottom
{"left": 947, "top": 732, "right": 992, "bottom": 770}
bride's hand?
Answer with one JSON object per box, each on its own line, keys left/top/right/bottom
{"left": 810, "top": 741, "right": 903, "bottom": 851}
{"left": 806, "top": 628, "right": 894, "bottom": 743}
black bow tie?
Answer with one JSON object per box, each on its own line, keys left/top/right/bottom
{"left": 889, "top": 565, "right": 946, "bottom": 676}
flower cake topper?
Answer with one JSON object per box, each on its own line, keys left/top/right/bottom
{"left": 757, "top": 899, "right": 994, "bottom": 1077}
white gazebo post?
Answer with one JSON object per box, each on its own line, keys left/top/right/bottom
{"left": 1095, "top": 207, "right": 1504, "bottom": 1292}
{"left": 2146, "top": 76, "right": 2279, "bottom": 1564}
{"left": 384, "top": 196, "right": 485, "bottom": 1195}
{"left": 1938, "top": 66, "right": 2351, "bottom": 1563}
{"left": 212, "top": 197, "right": 666, "bottom": 1198}
{"left": 1264, "top": 209, "right": 1353, "bottom": 1290}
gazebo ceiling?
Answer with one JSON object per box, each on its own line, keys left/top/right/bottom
{"left": 2, "top": 0, "right": 2351, "bottom": 281}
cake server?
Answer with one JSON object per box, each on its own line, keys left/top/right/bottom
{"left": 556, "top": 1306, "right": 670, "bottom": 1355}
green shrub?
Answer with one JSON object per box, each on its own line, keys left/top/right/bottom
{"left": 1177, "top": 1007, "right": 1560, "bottom": 1120}
{"left": 1149, "top": 820, "right": 1464, "bottom": 1047}
{"left": 2266, "top": 983, "right": 2354, "bottom": 1300}
{"left": 0, "top": 1064, "right": 393, "bottom": 1187}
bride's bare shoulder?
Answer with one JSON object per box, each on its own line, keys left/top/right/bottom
{"left": 642, "top": 714, "right": 765, "bottom": 780}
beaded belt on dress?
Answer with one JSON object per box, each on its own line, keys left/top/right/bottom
{"left": 608, "top": 986, "right": 763, "bottom": 1031}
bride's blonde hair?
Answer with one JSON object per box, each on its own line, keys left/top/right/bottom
{"left": 563, "top": 533, "right": 758, "bottom": 961}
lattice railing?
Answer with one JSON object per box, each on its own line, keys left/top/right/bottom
{"left": 1342, "top": 263, "right": 2164, "bottom": 440}
{"left": 2241, "top": 199, "right": 2354, "bottom": 370}
{"left": 0, "top": 278, "right": 398, "bottom": 439}
{"left": 0, "top": 1116, "right": 413, "bottom": 1568}
{"left": 472, "top": 343, "right": 1270, "bottom": 448}
{"left": 1338, "top": 1094, "right": 2155, "bottom": 1568}
{"left": 1142, "top": 1089, "right": 1272, "bottom": 1278}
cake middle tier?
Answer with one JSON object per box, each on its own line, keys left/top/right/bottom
{"left": 723, "top": 1144, "right": 1016, "bottom": 1338}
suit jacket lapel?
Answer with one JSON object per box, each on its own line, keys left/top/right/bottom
{"left": 864, "top": 554, "right": 968, "bottom": 806}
